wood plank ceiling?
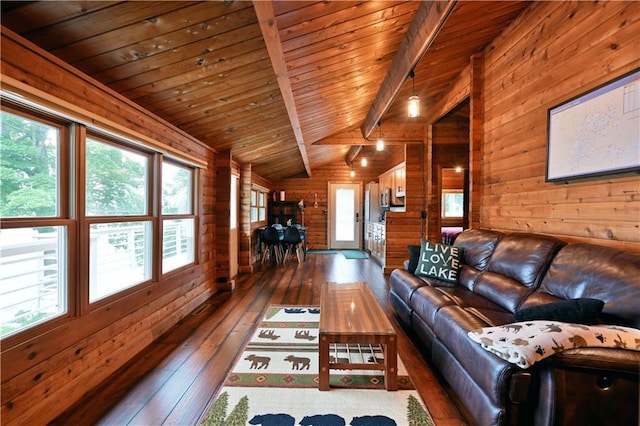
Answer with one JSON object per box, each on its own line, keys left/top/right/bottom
{"left": 0, "top": 1, "right": 529, "bottom": 182}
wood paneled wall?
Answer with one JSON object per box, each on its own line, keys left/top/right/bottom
{"left": 481, "top": 1, "right": 640, "bottom": 251}
{"left": 1, "top": 29, "right": 218, "bottom": 424}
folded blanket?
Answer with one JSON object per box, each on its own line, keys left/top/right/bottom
{"left": 468, "top": 321, "right": 640, "bottom": 368}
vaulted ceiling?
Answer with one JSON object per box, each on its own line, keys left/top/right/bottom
{"left": 0, "top": 1, "right": 529, "bottom": 182}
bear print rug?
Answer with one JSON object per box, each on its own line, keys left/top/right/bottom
{"left": 200, "top": 306, "right": 433, "bottom": 425}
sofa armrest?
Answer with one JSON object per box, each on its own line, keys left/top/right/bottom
{"left": 545, "top": 347, "right": 640, "bottom": 374}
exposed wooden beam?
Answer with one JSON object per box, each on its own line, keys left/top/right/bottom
{"left": 254, "top": 1, "right": 312, "bottom": 177}
{"left": 345, "top": 145, "right": 363, "bottom": 166}
{"left": 361, "top": 0, "right": 457, "bottom": 139}
{"left": 316, "top": 138, "right": 422, "bottom": 146}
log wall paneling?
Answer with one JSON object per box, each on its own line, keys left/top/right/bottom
{"left": 215, "top": 150, "right": 232, "bottom": 288}
{"left": 469, "top": 53, "right": 483, "bottom": 230}
{"left": 239, "top": 163, "right": 254, "bottom": 274}
{"left": 480, "top": 1, "right": 640, "bottom": 252}
{"left": 1, "top": 27, "right": 217, "bottom": 425}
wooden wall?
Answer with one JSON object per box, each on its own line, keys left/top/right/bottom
{"left": 1, "top": 29, "right": 218, "bottom": 424}
{"left": 480, "top": 1, "right": 640, "bottom": 252}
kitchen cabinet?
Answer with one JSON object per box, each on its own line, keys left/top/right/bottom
{"left": 367, "top": 222, "right": 385, "bottom": 266}
{"left": 378, "top": 163, "right": 405, "bottom": 207}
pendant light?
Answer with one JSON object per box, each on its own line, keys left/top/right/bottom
{"left": 408, "top": 70, "right": 420, "bottom": 118}
{"left": 350, "top": 162, "right": 356, "bottom": 177}
{"left": 376, "top": 121, "right": 384, "bottom": 151}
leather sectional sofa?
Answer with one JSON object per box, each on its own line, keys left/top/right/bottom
{"left": 389, "top": 229, "right": 640, "bottom": 426}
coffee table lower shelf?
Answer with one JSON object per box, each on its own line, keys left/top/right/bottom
{"left": 318, "top": 337, "right": 397, "bottom": 391}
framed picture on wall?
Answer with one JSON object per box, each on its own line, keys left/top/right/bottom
{"left": 546, "top": 68, "right": 640, "bottom": 182}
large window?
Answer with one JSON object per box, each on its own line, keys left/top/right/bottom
{"left": 86, "top": 137, "right": 152, "bottom": 302}
{"left": 0, "top": 100, "right": 199, "bottom": 339}
{"left": 161, "top": 161, "right": 195, "bottom": 274}
{"left": 0, "top": 109, "right": 68, "bottom": 337}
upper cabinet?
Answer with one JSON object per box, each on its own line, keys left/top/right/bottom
{"left": 379, "top": 162, "right": 406, "bottom": 207}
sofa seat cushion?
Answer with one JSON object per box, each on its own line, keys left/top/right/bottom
{"left": 410, "top": 286, "right": 458, "bottom": 327}
{"left": 389, "top": 269, "right": 429, "bottom": 306}
{"left": 432, "top": 305, "right": 521, "bottom": 402}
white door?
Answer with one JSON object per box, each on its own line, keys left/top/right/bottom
{"left": 229, "top": 174, "right": 239, "bottom": 278}
{"left": 329, "top": 182, "right": 361, "bottom": 249}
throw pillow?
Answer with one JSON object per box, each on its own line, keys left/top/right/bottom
{"left": 514, "top": 298, "right": 604, "bottom": 325}
{"left": 407, "top": 244, "right": 421, "bottom": 273}
{"left": 414, "top": 239, "right": 462, "bottom": 283}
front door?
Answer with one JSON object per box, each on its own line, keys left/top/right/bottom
{"left": 328, "top": 182, "right": 361, "bottom": 249}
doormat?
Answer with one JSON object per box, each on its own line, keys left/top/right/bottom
{"left": 200, "top": 305, "right": 434, "bottom": 425}
{"left": 341, "top": 249, "right": 369, "bottom": 259}
{"left": 307, "top": 249, "right": 338, "bottom": 254}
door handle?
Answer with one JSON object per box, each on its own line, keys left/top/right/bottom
{"left": 355, "top": 212, "right": 359, "bottom": 223}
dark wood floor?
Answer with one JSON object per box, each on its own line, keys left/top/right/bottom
{"left": 52, "top": 253, "right": 469, "bottom": 426}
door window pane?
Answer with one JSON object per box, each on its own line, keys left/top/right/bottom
{"left": 89, "top": 222, "right": 152, "bottom": 302}
{"left": 86, "top": 138, "right": 148, "bottom": 216}
{"left": 1, "top": 110, "right": 59, "bottom": 218}
{"left": 0, "top": 227, "right": 67, "bottom": 337}
{"left": 335, "top": 188, "right": 355, "bottom": 241}
{"left": 162, "top": 218, "right": 195, "bottom": 274}
{"left": 162, "top": 162, "right": 192, "bottom": 214}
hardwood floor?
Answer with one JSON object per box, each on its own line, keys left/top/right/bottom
{"left": 52, "top": 253, "right": 469, "bottom": 426}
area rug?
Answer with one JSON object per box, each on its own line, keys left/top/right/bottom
{"left": 341, "top": 249, "right": 369, "bottom": 259}
{"left": 200, "top": 305, "right": 434, "bottom": 426}
{"left": 307, "top": 249, "right": 338, "bottom": 254}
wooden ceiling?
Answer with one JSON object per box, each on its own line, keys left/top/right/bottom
{"left": 0, "top": 1, "right": 529, "bottom": 182}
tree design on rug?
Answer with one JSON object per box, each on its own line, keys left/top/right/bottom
{"left": 407, "top": 395, "right": 434, "bottom": 426}
{"left": 201, "top": 392, "right": 249, "bottom": 426}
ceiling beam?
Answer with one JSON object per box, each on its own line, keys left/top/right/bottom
{"left": 316, "top": 138, "right": 422, "bottom": 146}
{"left": 254, "top": 1, "right": 312, "bottom": 178}
{"left": 360, "top": 0, "right": 457, "bottom": 139}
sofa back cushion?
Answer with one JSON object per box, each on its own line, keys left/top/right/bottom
{"left": 453, "top": 229, "right": 503, "bottom": 270}
{"left": 486, "top": 233, "right": 566, "bottom": 288}
{"left": 453, "top": 229, "right": 503, "bottom": 291}
{"left": 472, "top": 233, "right": 566, "bottom": 313}
{"left": 537, "top": 243, "right": 640, "bottom": 328}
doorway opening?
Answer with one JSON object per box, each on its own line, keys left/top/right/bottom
{"left": 328, "top": 182, "right": 361, "bottom": 249}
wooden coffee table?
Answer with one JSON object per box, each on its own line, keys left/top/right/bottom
{"left": 318, "top": 282, "right": 397, "bottom": 391}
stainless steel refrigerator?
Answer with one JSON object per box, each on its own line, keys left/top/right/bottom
{"left": 364, "top": 182, "right": 381, "bottom": 222}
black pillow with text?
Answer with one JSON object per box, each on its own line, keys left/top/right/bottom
{"left": 414, "top": 239, "right": 462, "bottom": 283}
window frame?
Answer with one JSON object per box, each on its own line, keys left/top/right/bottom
{"left": 250, "top": 186, "right": 268, "bottom": 224}
{"left": 160, "top": 158, "right": 198, "bottom": 276}
{"left": 0, "top": 103, "right": 75, "bottom": 341}
{"left": 0, "top": 97, "right": 202, "bottom": 344}
{"left": 441, "top": 190, "right": 464, "bottom": 218}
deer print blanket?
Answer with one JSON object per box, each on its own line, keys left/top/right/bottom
{"left": 468, "top": 321, "right": 640, "bottom": 368}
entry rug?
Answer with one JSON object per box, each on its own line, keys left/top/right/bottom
{"left": 200, "top": 305, "right": 434, "bottom": 425}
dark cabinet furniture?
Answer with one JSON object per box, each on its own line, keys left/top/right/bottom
{"left": 268, "top": 201, "right": 298, "bottom": 226}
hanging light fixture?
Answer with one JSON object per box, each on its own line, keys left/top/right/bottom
{"left": 361, "top": 156, "right": 368, "bottom": 167}
{"left": 350, "top": 162, "right": 356, "bottom": 177}
{"left": 376, "top": 121, "right": 384, "bottom": 151}
{"left": 408, "top": 69, "right": 420, "bottom": 118}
